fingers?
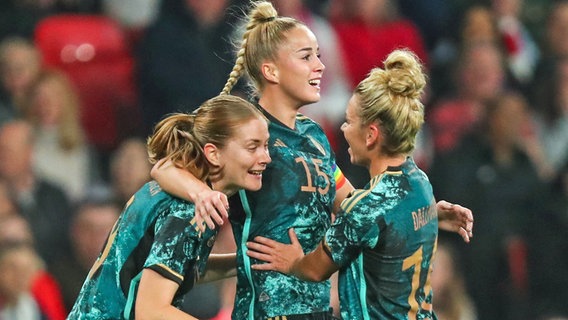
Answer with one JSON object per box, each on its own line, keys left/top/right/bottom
{"left": 193, "top": 207, "right": 207, "bottom": 232}
{"left": 454, "top": 203, "right": 474, "bottom": 223}
{"left": 195, "top": 206, "right": 215, "bottom": 231}
{"left": 246, "top": 245, "right": 273, "bottom": 261}
{"left": 251, "top": 236, "right": 278, "bottom": 248}
{"left": 211, "top": 193, "right": 229, "bottom": 221}
{"left": 437, "top": 200, "right": 453, "bottom": 210}
{"left": 194, "top": 191, "right": 230, "bottom": 231}
{"left": 458, "top": 227, "right": 471, "bottom": 243}
{"left": 250, "top": 263, "right": 275, "bottom": 271}
{"left": 204, "top": 201, "right": 223, "bottom": 227}
{"left": 203, "top": 214, "right": 216, "bottom": 230}
{"left": 288, "top": 228, "right": 299, "bottom": 245}
{"left": 454, "top": 204, "right": 474, "bottom": 237}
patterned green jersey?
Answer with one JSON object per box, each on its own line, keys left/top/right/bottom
{"left": 323, "top": 158, "right": 438, "bottom": 320}
{"left": 230, "top": 109, "right": 340, "bottom": 319}
{"left": 68, "top": 181, "right": 216, "bottom": 320}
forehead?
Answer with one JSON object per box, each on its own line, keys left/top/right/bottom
{"left": 280, "top": 25, "right": 318, "bottom": 52}
{"left": 228, "top": 117, "right": 269, "bottom": 142}
{"left": 346, "top": 95, "right": 360, "bottom": 117}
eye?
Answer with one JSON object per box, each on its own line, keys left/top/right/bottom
{"left": 302, "top": 54, "right": 310, "bottom": 61}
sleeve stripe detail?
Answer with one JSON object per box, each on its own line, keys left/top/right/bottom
{"left": 340, "top": 174, "right": 383, "bottom": 213}
{"left": 147, "top": 264, "right": 184, "bottom": 285}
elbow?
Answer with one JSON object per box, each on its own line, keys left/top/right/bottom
{"left": 150, "top": 162, "right": 160, "bottom": 180}
{"left": 135, "top": 301, "right": 160, "bottom": 320}
{"left": 150, "top": 158, "right": 169, "bottom": 181}
{"left": 135, "top": 303, "right": 149, "bottom": 320}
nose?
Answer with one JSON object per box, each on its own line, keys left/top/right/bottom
{"left": 315, "top": 56, "right": 325, "bottom": 73}
{"left": 260, "top": 149, "right": 271, "bottom": 165}
{"left": 340, "top": 122, "right": 347, "bottom": 132}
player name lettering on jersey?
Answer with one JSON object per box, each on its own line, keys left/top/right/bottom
{"left": 411, "top": 205, "right": 436, "bottom": 231}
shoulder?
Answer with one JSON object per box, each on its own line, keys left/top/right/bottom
{"left": 340, "top": 176, "right": 383, "bottom": 213}
{"left": 296, "top": 113, "right": 328, "bottom": 136}
{"left": 296, "top": 112, "right": 319, "bottom": 125}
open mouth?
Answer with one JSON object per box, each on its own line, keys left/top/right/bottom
{"left": 248, "top": 170, "right": 264, "bottom": 176}
{"left": 308, "top": 79, "right": 321, "bottom": 87}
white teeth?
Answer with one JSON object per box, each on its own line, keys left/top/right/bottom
{"left": 309, "top": 79, "right": 320, "bottom": 86}
{"left": 249, "top": 170, "right": 263, "bottom": 175}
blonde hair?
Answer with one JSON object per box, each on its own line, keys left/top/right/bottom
{"left": 23, "top": 69, "right": 85, "bottom": 151}
{"left": 355, "top": 49, "right": 426, "bottom": 155}
{"left": 220, "top": 1, "right": 305, "bottom": 96}
{"left": 147, "top": 95, "right": 266, "bottom": 180}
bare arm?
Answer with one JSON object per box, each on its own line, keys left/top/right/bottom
{"left": 246, "top": 229, "right": 339, "bottom": 282}
{"left": 198, "top": 253, "right": 237, "bottom": 283}
{"left": 135, "top": 269, "right": 198, "bottom": 320}
{"left": 151, "top": 159, "right": 228, "bottom": 229}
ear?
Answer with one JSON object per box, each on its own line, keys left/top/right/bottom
{"left": 261, "top": 62, "right": 279, "bottom": 84}
{"left": 203, "top": 143, "right": 221, "bottom": 167}
{"left": 366, "top": 124, "right": 380, "bottom": 148}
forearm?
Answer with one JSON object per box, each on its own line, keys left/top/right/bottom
{"left": 291, "top": 245, "right": 338, "bottom": 282}
{"left": 151, "top": 159, "right": 209, "bottom": 202}
{"left": 199, "top": 253, "right": 237, "bottom": 283}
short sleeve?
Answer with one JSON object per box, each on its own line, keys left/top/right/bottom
{"left": 144, "top": 202, "right": 199, "bottom": 285}
{"left": 324, "top": 199, "right": 380, "bottom": 267}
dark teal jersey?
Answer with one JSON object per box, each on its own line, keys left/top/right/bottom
{"left": 68, "top": 181, "right": 216, "bottom": 320}
{"left": 324, "top": 158, "right": 438, "bottom": 320}
{"left": 230, "top": 109, "right": 338, "bottom": 319}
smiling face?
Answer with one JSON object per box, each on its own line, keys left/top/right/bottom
{"left": 271, "top": 25, "right": 325, "bottom": 107}
{"left": 341, "top": 94, "right": 370, "bottom": 168}
{"left": 213, "top": 117, "right": 271, "bottom": 194}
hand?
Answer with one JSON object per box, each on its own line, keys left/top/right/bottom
{"left": 246, "top": 229, "right": 304, "bottom": 274}
{"left": 193, "top": 189, "right": 229, "bottom": 232}
{"left": 436, "top": 200, "right": 474, "bottom": 243}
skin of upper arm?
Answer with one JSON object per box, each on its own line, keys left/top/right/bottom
{"left": 294, "top": 243, "right": 340, "bottom": 282}
{"left": 135, "top": 269, "right": 198, "bottom": 320}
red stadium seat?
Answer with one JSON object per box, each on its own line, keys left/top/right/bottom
{"left": 34, "top": 14, "right": 139, "bottom": 152}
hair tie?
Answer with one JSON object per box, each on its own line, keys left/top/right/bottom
{"left": 259, "top": 16, "right": 276, "bottom": 23}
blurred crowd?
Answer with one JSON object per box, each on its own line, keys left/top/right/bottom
{"left": 0, "top": 0, "right": 566, "bottom": 319}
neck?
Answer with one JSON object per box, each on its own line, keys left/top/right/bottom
{"left": 210, "top": 179, "right": 237, "bottom": 198}
{"left": 259, "top": 89, "right": 303, "bottom": 129}
{"left": 368, "top": 154, "right": 407, "bottom": 177}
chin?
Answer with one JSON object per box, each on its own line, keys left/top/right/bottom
{"left": 244, "top": 177, "right": 263, "bottom": 191}
{"left": 302, "top": 93, "right": 321, "bottom": 105}
{"left": 350, "top": 156, "right": 362, "bottom": 167}
{"left": 247, "top": 183, "right": 263, "bottom": 191}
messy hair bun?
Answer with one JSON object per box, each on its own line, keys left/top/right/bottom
{"left": 355, "top": 49, "right": 426, "bottom": 155}
{"left": 384, "top": 50, "right": 426, "bottom": 102}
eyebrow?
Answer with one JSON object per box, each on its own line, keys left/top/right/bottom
{"left": 244, "top": 138, "right": 265, "bottom": 144}
{"left": 296, "top": 47, "right": 318, "bottom": 54}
